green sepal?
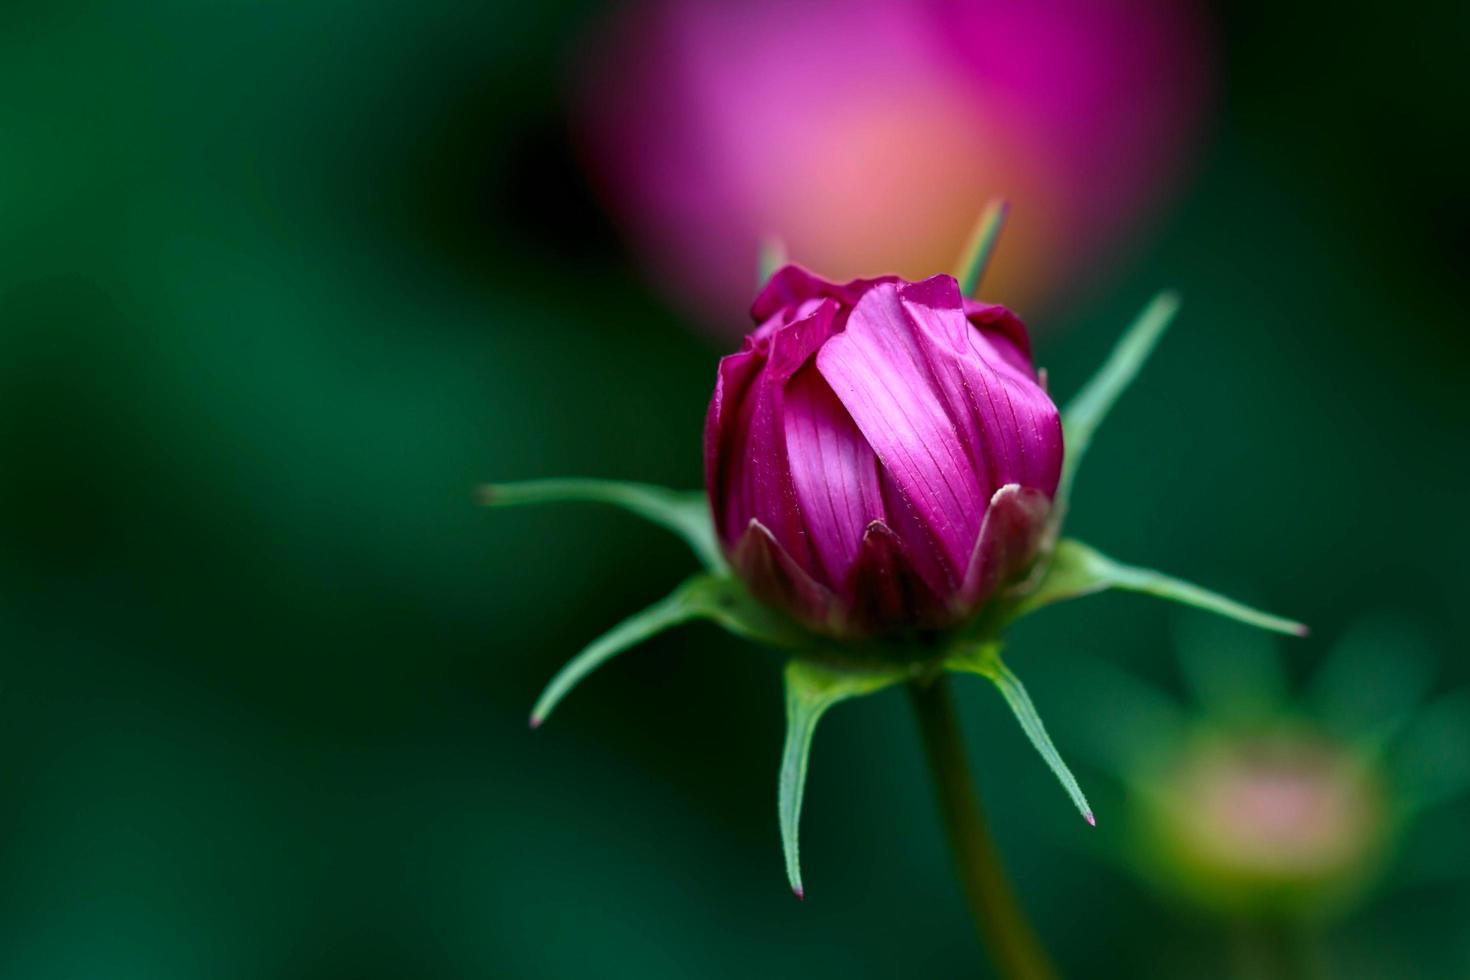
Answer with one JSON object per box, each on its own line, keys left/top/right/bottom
{"left": 480, "top": 478, "right": 723, "bottom": 571}
{"left": 954, "top": 199, "right": 1009, "bottom": 297}
{"left": 945, "top": 644, "right": 1094, "bottom": 825}
{"left": 1057, "top": 291, "right": 1180, "bottom": 515}
{"left": 1014, "top": 538, "right": 1308, "bottom": 638}
{"left": 758, "top": 236, "right": 788, "bottom": 285}
{"left": 530, "top": 574, "right": 805, "bottom": 728}
{"left": 779, "top": 658, "right": 909, "bottom": 899}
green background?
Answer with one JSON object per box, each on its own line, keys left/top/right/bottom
{"left": 2, "top": 1, "right": 1467, "bottom": 977}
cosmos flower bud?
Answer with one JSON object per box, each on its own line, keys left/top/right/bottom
{"left": 704, "top": 267, "right": 1063, "bottom": 638}
{"left": 495, "top": 246, "right": 1309, "bottom": 921}
{"left": 1136, "top": 731, "right": 1387, "bottom": 918}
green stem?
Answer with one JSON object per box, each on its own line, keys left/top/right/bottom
{"left": 1229, "top": 919, "right": 1327, "bottom": 980}
{"left": 909, "top": 675, "right": 1058, "bottom": 980}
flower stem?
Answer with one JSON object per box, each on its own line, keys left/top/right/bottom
{"left": 909, "top": 675, "right": 1058, "bottom": 980}
{"left": 1230, "top": 920, "right": 1328, "bottom": 980}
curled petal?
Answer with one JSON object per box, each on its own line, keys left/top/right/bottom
{"left": 783, "top": 364, "right": 885, "bottom": 588}
{"left": 732, "top": 519, "right": 839, "bottom": 632}
{"left": 704, "top": 347, "right": 762, "bottom": 526}
{"left": 764, "top": 298, "right": 839, "bottom": 380}
{"left": 817, "top": 281, "right": 985, "bottom": 577}
{"left": 708, "top": 301, "right": 841, "bottom": 567}
{"left": 752, "top": 266, "right": 843, "bottom": 322}
{"left": 958, "top": 484, "right": 1052, "bottom": 611}
{"left": 963, "top": 298, "right": 1036, "bottom": 376}
{"left": 876, "top": 465, "right": 956, "bottom": 599}
{"left": 752, "top": 265, "right": 897, "bottom": 324}
{"left": 897, "top": 277, "right": 1062, "bottom": 499}
{"left": 842, "top": 520, "right": 948, "bottom": 635}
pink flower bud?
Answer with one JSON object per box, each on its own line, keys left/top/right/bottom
{"left": 705, "top": 267, "right": 1062, "bottom": 638}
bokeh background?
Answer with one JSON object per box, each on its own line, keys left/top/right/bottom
{"left": 3, "top": 1, "right": 1468, "bottom": 978}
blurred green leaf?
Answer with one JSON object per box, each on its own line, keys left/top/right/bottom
{"left": 481, "top": 478, "right": 723, "bottom": 571}
{"left": 1392, "top": 689, "right": 1470, "bottom": 813}
{"left": 946, "top": 645, "right": 1094, "bottom": 825}
{"left": 1057, "top": 291, "right": 1180, "bottom": 513}
{"left": 1015, "top": 538, "right": 1307, "bottom": 638}
{"left": 1045, "top": 654, "right": 1187, "bottom": 774}
{"left": 778, "top": 658, "right": 908, "bottom": 898}
{"left": 1307, "top": 613, "right": 1438, "bottom": 744}
{"left": 1174, "top": 610, "right": 1289, "bottom": 724}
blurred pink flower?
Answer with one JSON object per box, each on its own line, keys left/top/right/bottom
{"left": 574, "top": 0, "right": 1210, "bottom": 330}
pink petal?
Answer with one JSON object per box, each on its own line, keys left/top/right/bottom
{"left": 731, "top": 519, "right": 838, "bottom": 633}
{"left": 704, "top": 346, "right": 763, "bottom": 547}
{"left": 783, "top": 363, "right": 885, "bottom": 588}
{"left": 876, "top": 465, "right": 958, "bottom": 599}
{"left": 897, "top": 277, "right": 1062, "bottom": 498}
{"left": 816, "top": 281, "right": 987, "bottom": 577}
{"left": 841, "top": 520, "right": 948, "bottom": 635}
{"left": 963, "top": 297, "right": 1035, "bottom": 376}
{"left": 958, "top": 484, "right": 1052, "bottom": 611}
{"left": 707, "top": 301, "right": 843, "bottom": 568}
{"left": 752, "top": 265, "right": 899, "bottom": 325}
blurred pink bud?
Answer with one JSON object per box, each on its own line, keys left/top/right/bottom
{"left": 575, "top": 0, "right": 1210, "bottom": 329}
{"left": 1140, "top": 733, "right": 1387, "bottom": 917}
{"left": 705, "top": 267, "right": 1061, "bottom": 637}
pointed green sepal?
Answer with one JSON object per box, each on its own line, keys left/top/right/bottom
{"left": 693, "top": 575, "right": 814, "bottom": 651}
{"left": 479, "top": 478, "right": 723, "bottom": 571}
{"left": 1015, "top": 538, "right": 1308, "bottom": 637}
{"left": 954, "top": 198, "right": 1009, "bottom": 297}
{"left": 779, "top": 658, "right": 909, "bottom": 899}
{"left": 946, "top": 645, "right": 1094, "bottom": 825}
{"left": 1058, "top": 291, "right": 1180, "bottom": 512}
{"left": 530, "top": 580, "right": 701, "bottom": 729}
{"left": 758, "top": 236, "right": 788, "bottom": 285}
{"left": 530, "top": 574, "right": 806, "bottom": 728}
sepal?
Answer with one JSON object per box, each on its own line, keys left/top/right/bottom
{"left": 757, "top": 236, "right": 788, "bottom": 286}
{"left": 479, "top": 478, "right": 723, "bottom": 571}
{"left": 1056, "top": 291, "right": 1180, "bottom": 520}
{"left": 954, "top": 198, "right": 1009, "bottom": 297}
{"left": 1013, "top": 538, "right": 1308, "bottom": 637}
{"left": 779, "top": 658, "right": 910, "bottom": 898}
{"left": 945, "top": 644, "right": 1094, "bottom": 825}
{"left": 530, "top": 573, "right": 807, "bottom": 728}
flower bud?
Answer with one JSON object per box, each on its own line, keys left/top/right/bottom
{"left": 1135, "top": 731, "right": 1387, "bottom": 918}
{"left": 705, "top": 267, "right": 1062, "bottom": 638}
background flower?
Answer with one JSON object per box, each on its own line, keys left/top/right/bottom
{"left": 575, "top": 0, "right": 1211, "bottom": 328}
{"left": 1054, "top": 613, "right": 1470, "bottom": 969}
